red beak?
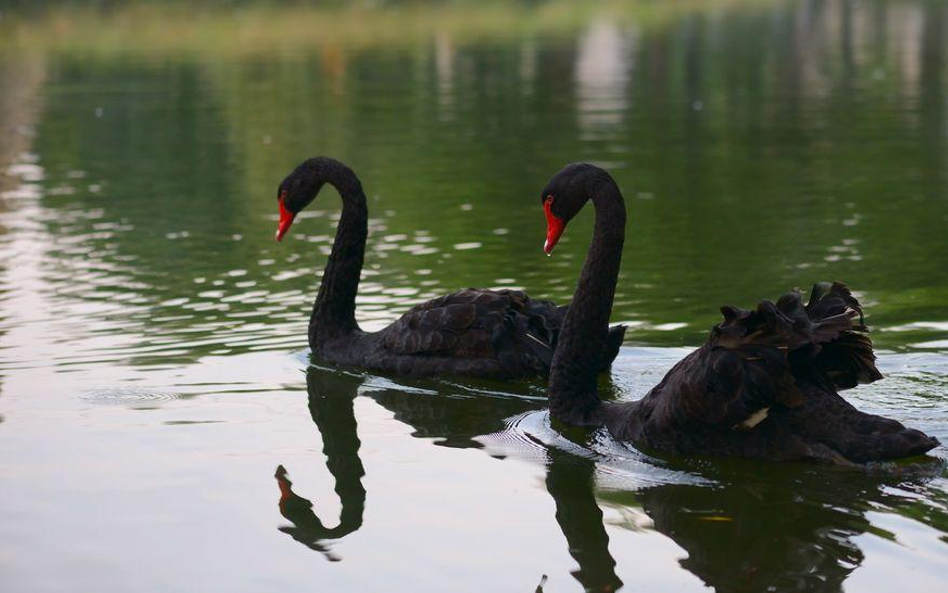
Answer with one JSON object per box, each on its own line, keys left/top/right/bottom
{"left": 544, "top": 198, "right": 565, "bottom": 255}
{"left": 276, "top": 197, "right": 296, "bottom": 242}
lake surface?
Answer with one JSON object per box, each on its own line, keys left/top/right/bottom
{"left": 1, "top": 1, "right": 947, "bottom": 591}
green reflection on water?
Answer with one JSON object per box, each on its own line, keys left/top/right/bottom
{"left": 1, "top": 2, "right": 947, "bottom": 593}
{"left": 4, "top": 0, "right": 947, "bottom": 365}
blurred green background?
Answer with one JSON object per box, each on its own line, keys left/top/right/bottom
{"left": 2, "top": 0, "right": 947, "bottom": 355}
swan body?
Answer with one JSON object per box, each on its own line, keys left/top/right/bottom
{"left": 275, "top": 157, "right": 625, "bottom": 379}
{"left": 315, "top": 286, "right": 623, "bottom": 378}
{"left": 541, "top": 163, "right": 939, "bottom": 464}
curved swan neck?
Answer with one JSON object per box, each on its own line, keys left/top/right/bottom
{"left": 307, "top": 160, "right": 368, "bottom": 349}
{"left": 308, "top": 391, "right": 366, "bottom": 537}
{"left": 548, "top": 174, "right": 626, "bottom": 425}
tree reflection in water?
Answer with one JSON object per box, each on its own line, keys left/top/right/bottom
{"left": 276, "top": 366, "right": 946, "bottom": 592}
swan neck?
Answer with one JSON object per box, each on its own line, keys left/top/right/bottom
{"left": 309, "top": 166, "right": 367, "bottom": 349}
{"left": 548, "top": 178, "right": 626, "bottom": 425}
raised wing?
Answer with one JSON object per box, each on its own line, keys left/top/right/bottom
{"left": 642, "top": 282, "right": 881, "bottom": 433}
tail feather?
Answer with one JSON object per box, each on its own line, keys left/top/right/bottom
{"left": 599, "top": 324, "right": 627, "bottom": 371}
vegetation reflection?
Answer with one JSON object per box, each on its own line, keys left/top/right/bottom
{"left": 1, "top": 0, "right": 945, "bottom": 367}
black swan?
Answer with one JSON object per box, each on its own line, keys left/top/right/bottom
{"left": 540, "top": 163, "right": 940, "bottom": 464}
{"left": 275, "top": 156, "right": 625, "bottom": 379}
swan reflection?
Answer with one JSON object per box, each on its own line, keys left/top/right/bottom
{"left": 274, "top": 371, "right": 366, "bottom": 562}
{"left": 275, "top": 365, "right": 947, "bottom": 592}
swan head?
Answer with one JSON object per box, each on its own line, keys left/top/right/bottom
{"left": 275, "top": 159, "right": 330, "bottom": 241}
{"left": 539, "top": 163, "right": 607, "bottom": 255}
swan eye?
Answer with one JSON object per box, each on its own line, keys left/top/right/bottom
{"left": 544, "top": 195, "right": 554, "bottom": 206}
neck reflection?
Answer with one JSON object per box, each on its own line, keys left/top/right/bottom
{"left": 274, "top": 365, "right": 545, "bottom": 561}
{"left": 273, "top": 366, "right": 946, "bottom": 591}
{"left": 274, "top": 369, "right": 366, "bottom": 562}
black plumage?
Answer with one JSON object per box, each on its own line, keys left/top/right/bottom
{"left": 541, "top": 163, "right": 939, "bottom": 464}
{"left": 275, "top": 157, "right": 625, "bottom": 379}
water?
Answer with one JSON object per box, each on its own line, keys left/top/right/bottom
{"left": 1, "top": 1, "right": 947, "bottom": 591}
